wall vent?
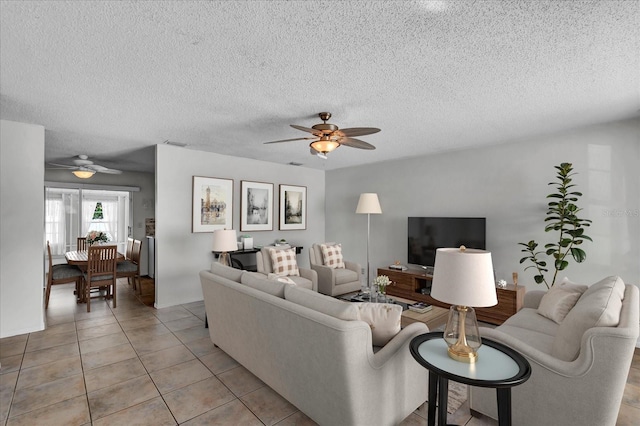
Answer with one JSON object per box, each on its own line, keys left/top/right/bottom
{"left": 163, "top": 140, "right": 188, "bottom": 147}
{"left": 288, "top": 162, "right": 303, "bottom": 166}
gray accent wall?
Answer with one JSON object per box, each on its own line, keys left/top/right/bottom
{"left": 155, "top": 144, "right": 325, "bottom": 308}
{"left": 1, "top": 120, "right": 45, "bottom": 337}
{"left": 325, "top": 117, "right": 640, "bottom": 292}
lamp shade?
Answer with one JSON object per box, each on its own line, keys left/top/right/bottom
{"left": 430, "top": 247, "right": 497, "bottom": 307}
{"left": 355, "top": 193, "right": 382, "bottom": 214}
{"left": 212, "top": 229, "right": 238, "bottom": 252}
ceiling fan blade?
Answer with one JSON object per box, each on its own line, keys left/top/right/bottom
{"left": 47, "top": 162, "right": 78, "bottom": 169}
{"left": 264, "top": 137, "right": 317, "bottom": 144}
{"left": 89, "top": 164, "right": 122, "bottom": 174}
{"left": 339, "top": 137, "right": 376, "bottom": 150}
{"left": 334, "top": 127, "right": 381, "bottom": 137}
{"left": 290, "top": 124, "right": 323, "bottom": 136}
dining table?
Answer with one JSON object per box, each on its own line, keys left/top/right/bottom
{"left": 65, "top": 249, "right": 126, "bottom": 303}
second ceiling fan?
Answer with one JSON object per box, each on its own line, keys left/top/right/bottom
{"left": 264, "top": 112, "right": 380, "bottom": 159}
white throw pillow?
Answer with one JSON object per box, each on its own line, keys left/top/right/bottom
{"left": 268, "top": 273, "right": 296, "bottom": 285}
{"left": 268, "top": 248, "right": 300, "bottom": 276}
{"left": 320, "top": 243, "right": 345, "bottom": 269}
{"left": 551, "top": 276, "right": 625, "bottom": 361}
{"left": 537, "top": 280, "right": 588, "bottom": 323}
{"left": 353, "top": 303, "right": 403, "bottom": 346}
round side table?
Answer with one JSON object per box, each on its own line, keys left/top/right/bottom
{"left": 410, "top": 332, "right": 531, "bottom": 426}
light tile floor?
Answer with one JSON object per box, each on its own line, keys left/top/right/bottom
{"left": 0, "top": 280, "right": 638, "bottom": 425}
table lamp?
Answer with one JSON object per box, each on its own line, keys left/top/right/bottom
{"left": 212, "top": 229, "right": 238, "bottom": 267}
{"left": 430, "top": 246, "right": 497, "bottom": 363}
{"left": 356, "top": 193, "right": 382, "bottom": 296}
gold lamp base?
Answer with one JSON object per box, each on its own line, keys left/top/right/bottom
{"left": 443, "top": 305, "right": 482, "bottom": 363}
{"left": 447, "top": 342, "right": 479, "bottom": 363}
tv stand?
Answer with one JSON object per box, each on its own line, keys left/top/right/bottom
{"left": 378, "top": 267, "right": 525, "bottom": 325}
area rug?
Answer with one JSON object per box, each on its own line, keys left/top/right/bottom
{"left": 446, "top": 381, "right": 468, "bottom": 414}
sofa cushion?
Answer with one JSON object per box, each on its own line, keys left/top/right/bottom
{"left": 284, "top": 285, "right": 358, "bottom": 321}
{"left": 538, "top": 281, "right": 588, "bottom": 324}
{"left": 211, "top": 262, "right": 243, "bottom": 282}
{"left": 552, "top": 276, "right": 625, "bottom": 361}
{"left": 495, "top": 324, "right": 555, "bottom": 355}
{"left": 502, "top": 308, "right": 559, "bottom": 337}
{"left": 320, "top": 243, "right": 345, "bottom": 269}
{"left": 334, "top": 268, "right": 359, "bottom": 285}
{"left": 268, "top": 248, "right": 300, "bottom": 276}
{"left": 241, "top": 271, "right": 287, "bottom": 298}
{"left": 353, "top": 303, "right": 402, "bottom": 346}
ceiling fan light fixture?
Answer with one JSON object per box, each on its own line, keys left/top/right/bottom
{"left": 310, "top": 139, "right": 340, "bottom": 154}
{"left": 72, "top": 169, "right": 96, "bottom": 179}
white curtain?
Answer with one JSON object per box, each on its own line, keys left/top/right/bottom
{"left": 82, "top": 198, "right": 118, "bottom": 243}
{"left": 45, "top": 195, "right": 66, "bottom": 255}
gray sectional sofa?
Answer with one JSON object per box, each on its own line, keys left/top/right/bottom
{"left": 469, "top": 276, "right": 639, "bottom": 426}
{"left": 200, "top": 263, "right": 430, "bottom": 426}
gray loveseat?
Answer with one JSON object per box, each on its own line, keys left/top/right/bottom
{"left": 469, "top": 276, "right": 639, "bottom": 426}
{"left": 200, "top": 263, "right": 430, "bottom": 425}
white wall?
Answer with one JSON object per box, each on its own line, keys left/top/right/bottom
{"left": 155, "top": 144, "right": 326, "bottom": 308}
{"left": 44, "top": 169, "right": 155, "bottom": 276}
{"left": 1, "top": 120, "right": 45, "bottom": 337}
{"left": 326, "top": 118, "right": 640, "bottom": 293}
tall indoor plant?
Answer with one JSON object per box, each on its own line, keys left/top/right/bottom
{"left": 519, "top": 163, "right": 592, "bottom": 289}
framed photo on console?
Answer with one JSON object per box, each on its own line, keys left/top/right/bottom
{"left": 279, "top": 184, "right": 306, "bottom": 230}
{"left": 241, "top": 180, "right": 273, "bottom": 231}
{"left": 192, "top": 176, "right": 233, "bottom": 233}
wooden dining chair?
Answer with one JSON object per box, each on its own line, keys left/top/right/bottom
{"left": 116, "top": 239, "right": 142, "bottom": 293}
{"left": 45, "top": 241, "right": 84, "bottom": 308}
{"left": 84, "top": 245, "right": 118, "bottom": 312}
{"left": 77, "top": 237, "right": 87, "bottom": 251}
{"left": 125, "top": 237, "right": 134, "bottom": 259}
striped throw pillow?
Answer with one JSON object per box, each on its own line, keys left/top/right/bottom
{"left": 268, "top": 248, "right": 300, "bottom": 277}
{"left": 320, "top": 243, "right": 345, "bottom": 269}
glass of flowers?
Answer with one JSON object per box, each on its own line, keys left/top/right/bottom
{"left": 86, "top": 230, "right": 110, "bottom": 246}
{"left": 373, "top": 275, "right": 391, "bottom": 300}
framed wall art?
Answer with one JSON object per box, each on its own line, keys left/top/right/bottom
{"left": 240, "top": 181, "right": 273, "bottom": 231}
{"left": 192, "top": 176, "right": 234, "bottom": 233}
{"left": 279, "top": 184, "right": 307, "bottom": 230}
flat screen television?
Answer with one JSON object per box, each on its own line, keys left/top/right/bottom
{"left": 408, "top": 217, "right": 486, "bottom": 268}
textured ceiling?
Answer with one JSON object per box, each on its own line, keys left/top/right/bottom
{"left": 1, "top": 0, "right": 638, "bottom": 173}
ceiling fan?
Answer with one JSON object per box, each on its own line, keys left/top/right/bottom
{"left": 264, "top": 112, "right": 380, "bottom": 159}
{"left": 47, "top": 154, "right": 123, "bottom": 179}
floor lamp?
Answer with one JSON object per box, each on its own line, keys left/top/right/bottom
{"left": 356, "top": 193, "right": 382, "bottom": 296}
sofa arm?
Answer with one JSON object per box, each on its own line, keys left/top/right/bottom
{"left": 344, "top": 260, "right": 361, "bottom": 275}
{"left": 372, "top": 322, "right": 429, "bottom": 367}
{"left": 311, "top": 264, "right": 337, "bottom": 294}
{"left": 299, "top": 268, "right": 318, "bottom": 292}
{"left": 523, "top": 290, "right": 546, "bottom": 309}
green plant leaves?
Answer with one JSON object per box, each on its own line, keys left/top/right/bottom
{"left": 517, "top": 163, "right": 592, "bottom": 287}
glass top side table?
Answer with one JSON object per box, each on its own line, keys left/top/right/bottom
{"left": 410, "top": 332, "right": 531, "bottom": 426}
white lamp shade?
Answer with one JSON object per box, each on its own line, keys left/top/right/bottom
{"left": 355, "top": 193, "right": 382, "bottom": 214}
{"left": 212, "top": 229, "right": 238, "bottom": 252}
{"left": 430, "top": 247, "right": 497, "bottom": 307}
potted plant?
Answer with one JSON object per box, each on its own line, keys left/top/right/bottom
{"left": 519, "top": 163, "right": 592, "bottom": 288}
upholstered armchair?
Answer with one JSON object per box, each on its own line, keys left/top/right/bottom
{"left": 255, "top": 246, "right": 317, "bottom": 291}
{"left": 309, "top": 243, "right": 361, "bottom": 296}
